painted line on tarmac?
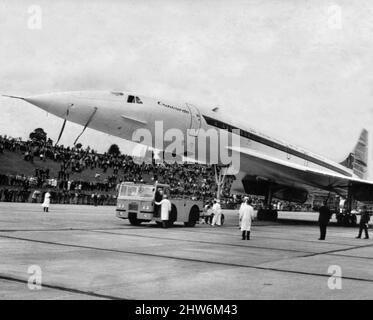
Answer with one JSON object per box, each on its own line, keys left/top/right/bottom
{"left": 105, "top": 225, "right": 373, "bottom": 261}
{"left": 302, "top": 242, "right": 373, "bottom": 258}
{"left": 89, "top": 229, "right": 313, "bottom": 254}
{"left": 0, "top": 226, "right": 143, "bottom": 233}
{"left": 180, "top": 227, "right": 358, "bottom": 247}
{"left": 326, "top": 252, "right": 373, "bottom": 261}
{"left": 0, "top": 223, "right": 356, "bottom": 255}
{"left": 92, "top": 229, "right": 373, "bottom": 263}
{"left": 0, "top": 223, "right": 359, "bottom": 248}
{"left": 0, "top": 274, "right": 125, "bottom": 300}
{"left": 1, "top": 233, "right": 373, "bottom": 284}
{"left": 221, "top": 224, "right": 358, "bottom": 239}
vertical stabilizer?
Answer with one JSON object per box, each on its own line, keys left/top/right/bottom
{"left": 340, "top": 129, "right": 368, "bottom": 179}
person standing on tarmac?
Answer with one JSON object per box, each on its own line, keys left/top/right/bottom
{"left": 42, "top": 189, "right": 51, "bottom": 213}
{"left": 211, "top": 199, "right": 222, "bottom": 226}
{"left": 238, "top": 196, "right": 248, "bottom": 227}
{"left": 239, "top": 198, "right": 254, "bottom": 240}
{"left": 356, "top": 206, "right": 370, "bottom": 239}
{"left": 203, "top": 202, "right": 213, "bottom": 224}
{"left": 318, "top": 202, "right": 332, "bottom": 240}
{"left": 155, "top": 194, "right": 171, "bottom": 228}
{"left": 31, "top": 190, "right": 39, "bottom": 203}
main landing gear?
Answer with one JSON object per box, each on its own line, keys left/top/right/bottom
{"left": 256, "top": 183, "right": 278, "bottom": 222}
{"left": 336, "top": 212, "right": 357, "bottom": 227}
{"left": 336, "top": 189, "right": 357, "bottom": 227}
{"left": 257, "top": 208, "right": 278, "bottom": 221}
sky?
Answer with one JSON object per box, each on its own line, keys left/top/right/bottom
{"left": 1, "top": 0, "right": 373, "bottom": 168}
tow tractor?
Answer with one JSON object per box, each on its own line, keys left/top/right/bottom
{"left": 116, "top": 182, "right": 203, "bottom": 227}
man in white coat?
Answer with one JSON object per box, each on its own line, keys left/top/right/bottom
{"left": 239, "top": 198, "right": 254, "bottom": 240}
{"left": 211, "top": 199, "right": 222, "bottom": 226}
{"left": 155, "top": 194, "right": 172, "bottom": 228}
{"left": 42, "top": 190, "right": 51, "bottom": 213}
{"left": 238, "top": 196, "right": 248, "bottom": 227}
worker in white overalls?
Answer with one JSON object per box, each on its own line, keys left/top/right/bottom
{"left": 211, "top": 199, "right": 222, "bottom": 226}
{"left": 238, "top": 196, "right": 248, "bottom": 228}
{"left": 239, "top": 198, "right": 255, "bottom": 240}
{"left": 155, "top": 194, "right": 172, "bottom": 228}
{"left": 42, "top": 190, "right": 51, "bottom": 213}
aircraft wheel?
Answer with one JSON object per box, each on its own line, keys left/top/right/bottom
{"left": 351, "top": 214, "right": 357, "bottom": 226}
{"left": 336, "top": 214, "right": 344, "bottom": 226}
{"left": 345, "top": 214, "right": 357, "bottom": 227}
{"left": 257, "top": 209, "right": 277, "bottom": 221}
{"left": 271, "top": 210, "right": 278, "bottom": 221}
{"left": 341, "top": 214, "right": 357, "bottom": 227}
{"left": 257, "top": 209, "right": 264, "bottom": 221}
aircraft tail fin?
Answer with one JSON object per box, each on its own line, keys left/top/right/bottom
{"left": 340, "top": 129, "right": 368, "bottom": 179}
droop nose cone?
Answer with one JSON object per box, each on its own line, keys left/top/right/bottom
{"left": 24, "top": 93, "right": 72, "bottom": 117}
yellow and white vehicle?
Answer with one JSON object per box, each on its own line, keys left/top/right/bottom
{"left": 116, "top": 182, "right": 203, "bottom": 227}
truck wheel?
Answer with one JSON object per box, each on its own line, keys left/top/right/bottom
{"left": 128, "top": 213, "right": 142, "bottom": 226}
{"left": 221, "top": 214, "right": 225, "bottom": 225}
{"left": 129, "top": 217, "right": 142, "bottom": 226}
{"left": 168, "top": 204, "right": 177, "bottom": 227}
{"left": 184, "top": 205, "right": 199, "bottom": 227}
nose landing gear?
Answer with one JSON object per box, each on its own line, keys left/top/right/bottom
{"left": 256, "top": 182, "right": 278, "bottom": 222}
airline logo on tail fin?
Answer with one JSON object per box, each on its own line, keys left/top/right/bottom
{"left": 340, "top": 129, "right": 368, "bottom": 179}
{"left": 353, "top": 129, "right": 368, "bottom": 179}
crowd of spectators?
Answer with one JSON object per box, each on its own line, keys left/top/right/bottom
{"left": 0, "top": 134, "right": 235, "bottom": 205}
{"left": 228, "top": 194, "right": 315, "bottom": 212}
{"left": 0, "top": 134, "right": 320, "bottom": 212}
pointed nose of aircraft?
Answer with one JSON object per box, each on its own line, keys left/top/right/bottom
{"left": 3, "top": 91, "right": 104, "bottom": 132}
{"left": 24, "top": 92, "right": 72, "bottom": 117}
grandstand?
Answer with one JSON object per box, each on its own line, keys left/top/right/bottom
{"left": 0, "top": 134, "right": 235, "bottom": 205}
{"left": 0, "top": 134, "right": 321, "bottom": 212}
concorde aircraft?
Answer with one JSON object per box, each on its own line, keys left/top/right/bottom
{"left": 4, "top": 91, "right": 373, "bottom": 222}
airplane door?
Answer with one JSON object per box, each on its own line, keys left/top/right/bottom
{"left": 186, "top": 103, "right": 201, "bottom": 136}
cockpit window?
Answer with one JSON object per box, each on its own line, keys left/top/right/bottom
{"left": 127, "top": 95, "right": 135, "bottom": 103}
{"left": 127, "top": 95, "right": 143, "bottom": 104}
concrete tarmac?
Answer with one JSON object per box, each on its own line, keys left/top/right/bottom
{"left": 0, "top": 203, "right": 372, "bottom": 300}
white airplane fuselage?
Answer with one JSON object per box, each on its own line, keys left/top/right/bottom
{"left": 11, "top": 90, "right": 358, "bottom": 196}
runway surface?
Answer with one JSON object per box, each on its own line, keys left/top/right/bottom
{"left": 0, "top": 203, "right": 372, "bottom": 300}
